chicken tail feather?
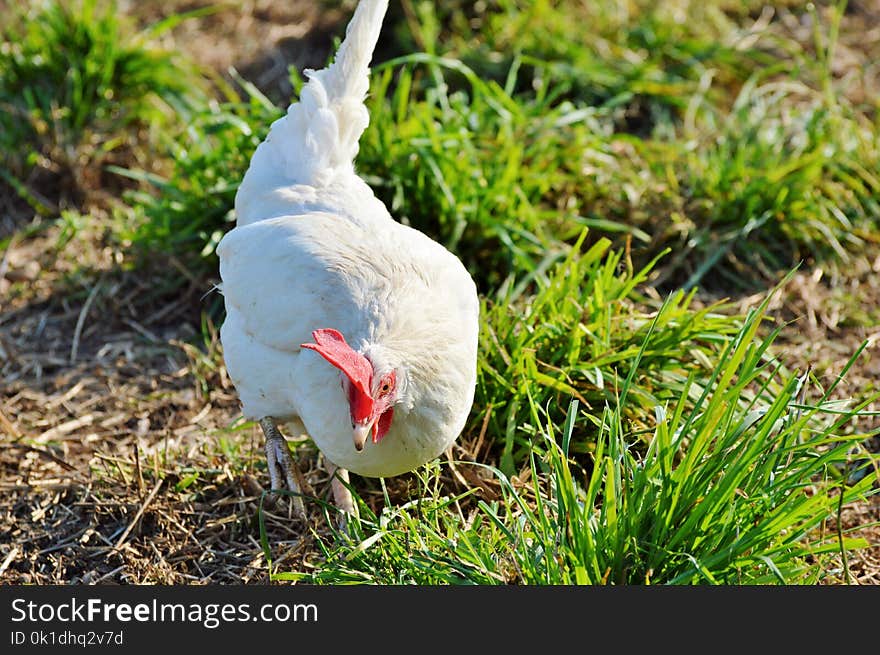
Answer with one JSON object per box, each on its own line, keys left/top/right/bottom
{"left": 261, "top": 0, "right": 388, "bottom": 187}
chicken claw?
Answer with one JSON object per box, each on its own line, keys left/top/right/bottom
{"left": 259, "top": 417, "right": 307, "bottom": 519}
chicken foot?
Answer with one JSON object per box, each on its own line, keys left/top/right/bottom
{"left": 259, "top": 417, "right": 307, "bottom": 519}
{"left": 259, "top": 417, "right": 359, "bottom": 526}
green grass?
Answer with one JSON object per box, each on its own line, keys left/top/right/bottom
{"left": 359, "top": 56, "right": 642, "bottom": 290}
{"left": 0, "top": 0, "right": 207, "bottom": 209}
{"left": 473, "top": 232, "right": 742, "bottom": 475}
{"left": 120, "top": 76, "right": 282, "bottom": 262}
{"left": 122, "top": 0, "right": 879, "bottom": 291}
{"left": 395, "top": 0, "right": 767, "bottom": 122}
{"left": 377, "top": 0, "right": 879, "bottom": 289}
{"left": 669, "top": 80, "right": 880, "bottom": 290}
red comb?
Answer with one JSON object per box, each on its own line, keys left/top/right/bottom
{"left": 301, "top": 329, "right": 373, "bottom": 398}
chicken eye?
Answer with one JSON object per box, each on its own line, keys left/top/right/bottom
{"left": 378, "top": 371, "right": 396, "bottom": 396}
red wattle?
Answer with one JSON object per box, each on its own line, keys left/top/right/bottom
{"left": 375, "top": 408, "right": 394, "bottom": 442}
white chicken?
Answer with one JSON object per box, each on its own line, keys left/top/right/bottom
{"left": 217, "top": 0, "right": 479, "bottom": 517}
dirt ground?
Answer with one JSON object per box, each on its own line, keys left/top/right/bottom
{"left": 0, "top": 1, "right": 877, "bottom": 585}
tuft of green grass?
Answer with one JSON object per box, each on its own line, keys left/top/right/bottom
{"left": 395, "top": 0, "right": 771, "bottom": 129}
{"left": 668, "top": 78, "right": 880, "bottom": 290}
{"left": 267, "top": 283, "right": 876, "bottom": 585}
{"left": 474, "top": 231, "right": 743, "bottom": 475}
{"left": 0, "top": 0, "right": 207, "bottom": 207}
{"left": 359, "top": 56, "right": 647, "bottom": 290}
{"left": 119, "top": 76, "right": 282, "bottom": 264}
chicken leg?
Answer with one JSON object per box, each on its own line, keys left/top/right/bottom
{"left": 259, "top": 417, "right": 307, "bottom": 518}
{"left": 325, "top": 459, "right": 358, "bottom": 518}
{"left": 259, "top": 418, "right": 357, "bottom": 524}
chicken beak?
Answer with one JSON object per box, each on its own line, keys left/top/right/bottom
{"left": 352, "top": 421, "right": 374, "bottom": 452}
